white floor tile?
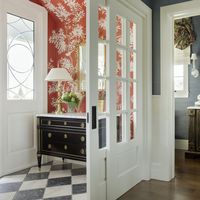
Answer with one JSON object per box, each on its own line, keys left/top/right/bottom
{"left": 48, "top": 170, "right": 71, "bottom": 179}
{"left": 72, "top": 193, "right": 87, "bottom": 200}
{"left": 19, "top": 179, "right": 47, "bottom": 191}
{"left": 0, "top": 174, "right": 26, "bottom": 184}
{"left": 43, "top": 185, "right": 72, "bottom": 199}
{"left": 72, "top": 175, "right": 86, "bottom": 185}
{"left": 29, "top": 165, "right": 51, "bottom": 174}
{"left": 0, "top": 192, "right": 16, "bottom": 200}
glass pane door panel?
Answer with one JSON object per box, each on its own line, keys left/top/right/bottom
{"left": 130, "top": 51, "right": 136, "bottom": 79}
{"left": 129, "top": 21, "right": 136, "bottom": 50}
{"left": 98, "top": 43, "right": 106, "bottom": 77}
{"left": 116, "top": 49, "right": 126, "bottom": 78}
{"left": 130, "top": 112, "right": 136, "bottom": 140}
{"left": 98, "top": 79, "right": 107, "bottom": 113}
{"left": 98, "top": 6, "right": 108, "bottom": 40}
{"left": 116, "top": 81, "right": 123, "bottom": 111}
{"left": 7, "top": 13, "right": 34, "bottom": 100}
{"left": 116, "top": 15, "right": 126, "bottom": 46}
{"left": 130, "top": 81, "right": 137, "bottom": 110}
{"left": 117, "top": 114, "right": 122, "bottom": 143}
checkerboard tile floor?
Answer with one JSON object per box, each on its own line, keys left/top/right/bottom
{"left": 0, "top": 160, "right": 87, "bottom": 200}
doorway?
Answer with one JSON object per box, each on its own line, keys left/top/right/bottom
{"left": 160, "top": 1, "right": 200, "bottom": 181}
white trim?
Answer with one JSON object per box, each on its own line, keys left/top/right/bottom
{"left": 159, "top": 0, "right": 200, "bottom": 181}
{"left": 175, "top": 139, "right": 188, "bottom": 150}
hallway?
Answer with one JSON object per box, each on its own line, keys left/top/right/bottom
{"left": 120, "top": 150, "right": 200, "bottom": 200}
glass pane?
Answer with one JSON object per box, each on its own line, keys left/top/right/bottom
{"left": 7, "top": 14, "right": 34, "bottom": 100}
{"left": 130, "top": 21, "right": 136, "bottom": 50}
{"left": 130, "top": 51, "right": 136, "bottom": 79}
{"left": 116, "top": 81, "right": 123, "bottom": 111}
{"left": 130, "top": 81, "right": 136, "bottom": 110}
{"left": 98, "top": 6, "right": 108, "bottom": 40}
{"left": 174, "top": 77, "right": 184, "bottom": 91}
{"left": 116, "top": 15, "right": 125, "bottom": 45}
{"left": 98, "top": 43, "right": 106, "bottom": 76}
{"left": 99, "top": 118, "right": 107, "bottom": 149}
{"left": 130, "top": 112, "right": 136, "bottom": 140}
{"left": 116, "top": 49, "right": 126, "bottom": 78}
{"left": 117, "top": 114, "right": 122, "bottom": 143}
{"left": 98, "top": 79, "right": 106, "bottom": 113}
{"left": 174, "top": 65, "right": 184, "bottom": 77}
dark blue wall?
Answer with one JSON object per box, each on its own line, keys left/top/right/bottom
{"left": 142, "top": 0, "right": 152, "bottom": 8}
{"left": 152, "top": 0, "right": 190, "bottom": 94}
{"left": 175, "top": 16, "right": 200, "bottom": 139}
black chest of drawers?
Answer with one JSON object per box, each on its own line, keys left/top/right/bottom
{"left": 37, "top": 115, "right": 106, "bottom": 167}
{"left": 37, "top": 116, "right": 87, "bottom": 167}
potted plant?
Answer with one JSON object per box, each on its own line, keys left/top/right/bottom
{"left": 61, "top": 92, "right": 80, "bottom": 112}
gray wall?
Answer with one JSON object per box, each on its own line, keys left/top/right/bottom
{"left": 152, "top": 0, "right": 190, "bottom": 94}
{"left": 142, "top": 0, "right": 152, "bottom": 8}
{"left": 175, "top": 16, "right": 200, "bottom": 139}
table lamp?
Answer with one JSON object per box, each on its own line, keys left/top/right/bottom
{"left": 45, "top": 68, "right": 72, "bottom": 114}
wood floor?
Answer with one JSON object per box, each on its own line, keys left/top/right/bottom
{"left": 119, "top": 150, "right": 200, "bottom": 200}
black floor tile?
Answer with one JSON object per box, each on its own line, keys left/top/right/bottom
{"left": 0, "top": 182, "right": 22, "bottom": 193}
{"left": 8, "top": 168, "right": 30, "bottom": 176}
{"left": 51, "top": 163, "right": 72, "bottom": 171}
{"left": 44, "top": 195, "right": 72, "bottom": 200}
{"left": 24, "top": 172, "right": 49, "bottom": 181}
{"left": 72, "top": 183, "right": 86, "bottom": 194}
{"left": 71, "top": 168, "right": 86, "bottom": 176}
{"left": 47, "top": 177, "right": 71, "bottom": 187}
{"left": 13, "top": 188, "right": 45, "bottom": 200}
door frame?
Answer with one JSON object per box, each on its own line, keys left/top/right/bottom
{"left": 0, "top": 0, "right": 48, "bottom": 177}
{"left": 159, "top": 0, "right": 200, "bottom": 181}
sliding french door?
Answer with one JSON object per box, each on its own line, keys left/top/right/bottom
{"left": 86, "top": 0, "right": 145, "bottom": 199}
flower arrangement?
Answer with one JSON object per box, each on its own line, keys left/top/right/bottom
{"left": 61, "top": 92, "right": 80, "bottom": 112}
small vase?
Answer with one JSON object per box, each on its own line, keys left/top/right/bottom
{"left": 67, "top": 102, "right": 77, "bottom": 113}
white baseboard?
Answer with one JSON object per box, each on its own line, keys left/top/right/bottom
{"left": 175, "top": 139, "right": 188, "bottom": 150}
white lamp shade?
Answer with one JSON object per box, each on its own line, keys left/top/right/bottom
{"left": 45, "top": 68, "right": 72, "bottom": 81}
{"left": 191, "top": 53, "right": 197, "bottom": 60}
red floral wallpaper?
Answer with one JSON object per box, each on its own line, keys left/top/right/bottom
{"left": 31, "top": 0, "right": 108, "bottom": 113}
{"left": 30, "top": 0, "right": 135, "bottom": 139}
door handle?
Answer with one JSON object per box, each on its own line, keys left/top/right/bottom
{"left": 92, "top": 106, "right": 97, "bottom": 129}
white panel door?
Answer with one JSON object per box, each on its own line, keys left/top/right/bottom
{"left": 107, "top": 0, "right": 144, "bottom": 199}
{"left": 0, "top": 0, "right": 47, "bottom": 175}
{"left": 87, "top": 0, "right": 144, "bottom": 199}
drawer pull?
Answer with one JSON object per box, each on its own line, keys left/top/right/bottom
{"left": 48, "top": 133, "right": 52, "bottom": 138}
{"left": 80, "top": 136, "right": 85, "bottom": 142}
{"left": 48, "top": 144, "right": 52, "bottom": 149}
{"left": 48, "top": 120, "right": 51, "bottom": 125}
{"left": 81, "top": 123, "right": 85, "bottom": 128}
{"left": 64, "top": 134, "right": 68, "bottom": 139}
{"left": 64, "top": 121, "right": 67, "bottom": 126}
{"left": 64, "top": 145, "right": 68, "bottom": 150}
{"left": 80, "top": 148, "right": 85, "bottom": 155}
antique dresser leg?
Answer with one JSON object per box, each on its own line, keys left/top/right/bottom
{"left": 37, "top": 154, "right": 42, "bottom": 168}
